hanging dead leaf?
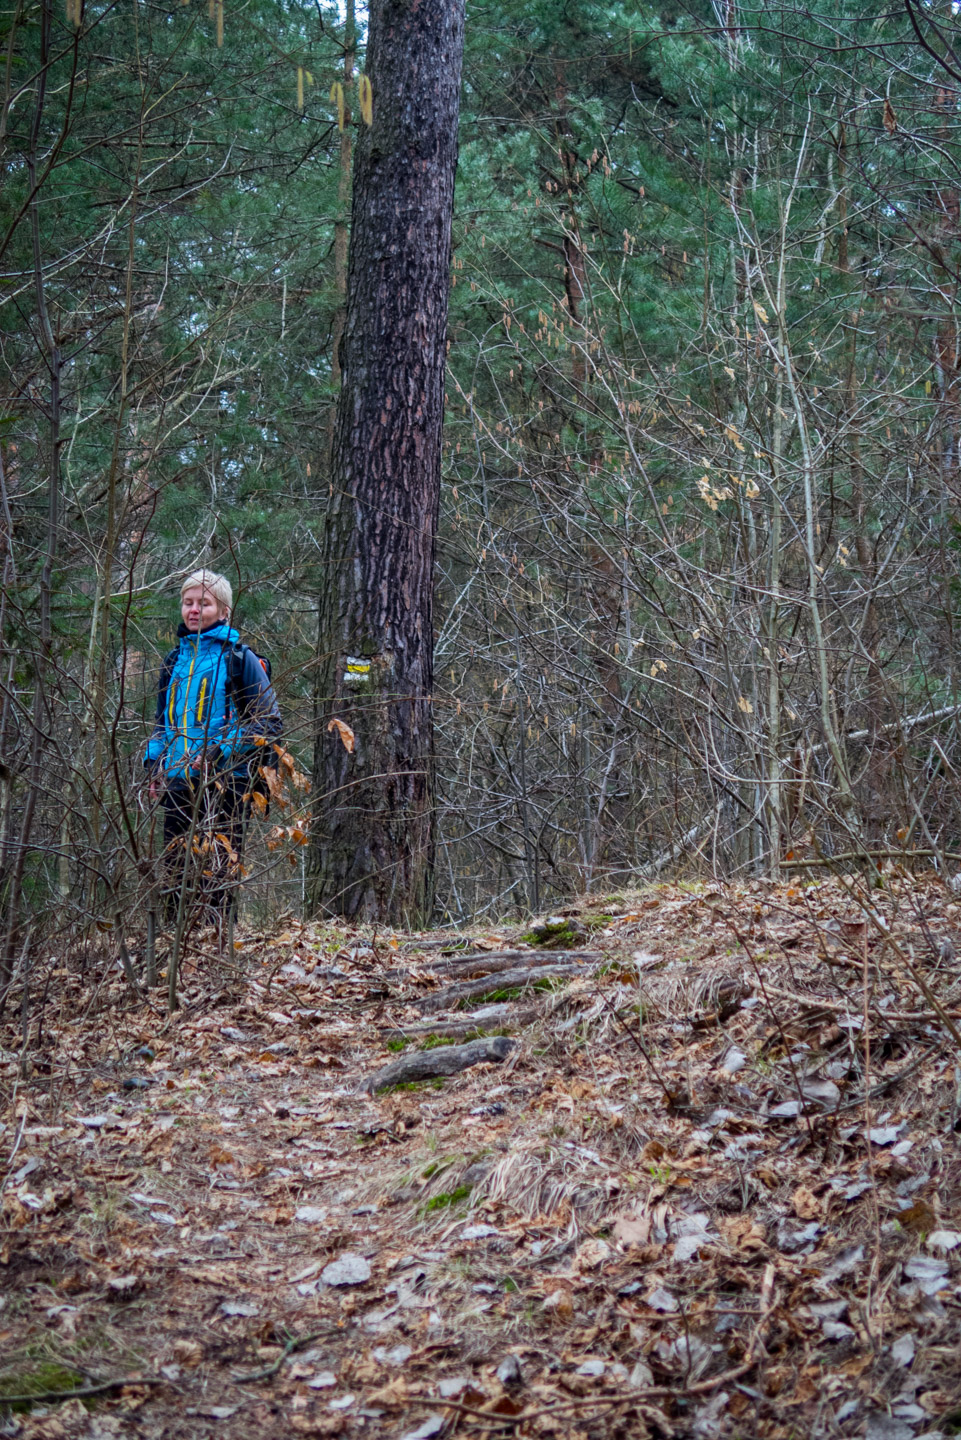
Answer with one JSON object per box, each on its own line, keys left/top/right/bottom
{"left": 262, "top": 768, "right": 287, "bottom": 804}
{"left": 328, "top": 718, "right": 356, "bottom": 753}
{"left": 883, "top": 97, "right": 897, "bottom": 134}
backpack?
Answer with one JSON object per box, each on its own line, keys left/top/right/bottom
{"left": 224, "top": 642, "right": 282, "bottom": 792}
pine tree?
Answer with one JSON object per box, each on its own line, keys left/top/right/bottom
{"left": 308, "top": 0, "right": 466, "bottom": 922}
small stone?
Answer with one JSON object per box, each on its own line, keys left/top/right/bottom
{"left": 438, "top": 1377, "right": 468, "bottom": 1398}
{"left": 890, "top": 1334, "right": 916, "bottom": 1367}
{"left": 399, "top": 1417, "right": 445, "bottom": 1440}
{"left": 865, "top": 1413, "right": 914, "bottom": 1440}
{"left": 869, "top": 1125, "right": 904, "bottom": 1147}
{"left": 373, "top": 1345, "right": 412, "bottom": 1367}
{"left": 926, "top": 1230, "right": 961, "bottom": 1251}
{"left": 220, "top": 1299, "right": 259, "bottom": 1317}
{"left": 904, "top": 1255, "right": 949, "bottom": 1295}
{"left": 800, "top": 1079, "right": 840, "bottom": 1107}
{"left": 647, "top": 1287, "right": 678, "bottom": 1313}
{"left": 321, "top": 1253, "right": 371, "bottom": 1287}
{"left": 107, "top": 1275, "right": 139, "bottom": 1294}
{"left": 821, "top": 1320, "right": 855, "bottom": 1340}
{"left": 496, "top": 1354, "right": 523, "bottom": 1386}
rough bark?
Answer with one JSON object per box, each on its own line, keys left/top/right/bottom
{"left": 417, "top": 961, "right": 598, "bottom": 1014}
{"left": 308, "top": 0, "right": 465, "bottom": 924}
{"left": 381, "top": 1003, "right": 535, "bottom": 1043}
{"left": 423, "top": 948, "right": 602, "bottom": 976}
{"left": 359, "top": 1034, "right": 515, "bottom": 1093}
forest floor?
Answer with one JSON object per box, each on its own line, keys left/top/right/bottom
{"left": 2, "top": 875, "right": 961, "bottom": 1440}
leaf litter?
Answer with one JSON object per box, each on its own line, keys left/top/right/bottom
{"left": 2, "top": 874, "right": 961, "bottom": 1437}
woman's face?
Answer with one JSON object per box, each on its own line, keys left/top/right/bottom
{"left": 181, "top": 585, "right": 226, "bottom": 632}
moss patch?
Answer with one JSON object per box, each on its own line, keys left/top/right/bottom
{"left": 424, "top": 1184, "right": 473, "bottom": 1212}
{"left": 0, "top": 1364, "right": 89, "bottom": 1413}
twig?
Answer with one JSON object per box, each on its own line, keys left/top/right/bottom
{"left": 726, "top": 923, "right": 815, "bottom": 1142}
{"left": 0, "top": 1377, "right": 163, "bottom": 1408}
{"left": 232, "top": 1327, "right": 336, "bottom": 1383}
{"left": 784, "top": 849, "right": 961, "bottom": 868}
{"left": 0, "top": 1112, "right": 27, "bottom": 1194}
{"left": 398, "top": 1275, "right": 779, "bottom": 1428}
{"left": 836, "top": 1047, "right": 937, "bottom": 1112}
{"left": 595, "top": 986, "right": 677, "bottom": 1105}
{"left": 763, "top": 983, "right": 961, "bottom": 1026}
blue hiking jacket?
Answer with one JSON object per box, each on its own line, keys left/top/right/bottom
{"left": 144, "top": 620, "right": 282, "bottom": 779}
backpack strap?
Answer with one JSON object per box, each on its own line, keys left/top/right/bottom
{"left": 223, "top": 641, "right": 265, "bottom": 718}
{"left": 157, "top": 647, "right": 178, "bottom": 717}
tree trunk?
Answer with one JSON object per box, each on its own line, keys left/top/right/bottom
{"left": 308, "top": 0, "right": 465, "bottom": 923}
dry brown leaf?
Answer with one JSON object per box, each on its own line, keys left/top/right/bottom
{"left": 543, "top": 1288, "right": 574, "bottom": 1319}
{"left": 366, "top": 1377, "right": 410, "bottom": 1407}
{"left": 613, "top": 1212, "right": 651, "bottom": 1247}
{"left": 792, "top": 1185, "right": 821, "bottom": 1221}
{"left": 720, "top": 1215, "right": 766, "bottom": 1252}
{"left": 899, "top": 1198, "right": 937, "bottom": 1233}
{"left": 327, "top": 717, "right": 356, "bottom": 753}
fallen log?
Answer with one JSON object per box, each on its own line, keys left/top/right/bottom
{"left": 380, "top": 1002, "right": 537, "bottom": 1044}
{"left": 418, "top": 960, "right": 597, "bottom": 1014}
{"left": 358, "top": 1034, "right": 516, "bottom": 1093}
{"left": 424, "top": 949, "right": 601, "bottom": 978}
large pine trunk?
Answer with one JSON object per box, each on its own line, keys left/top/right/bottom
{"left": 308, "top": 0, "right": 465, "bottom": 923}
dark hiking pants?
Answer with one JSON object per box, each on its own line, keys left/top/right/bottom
{"left": 160, "top": 771, "right": 251, "bottom": 921}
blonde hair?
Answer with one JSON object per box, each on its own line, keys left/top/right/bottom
{"left": 180, "top": 568, "right": 232, "bottom": 615}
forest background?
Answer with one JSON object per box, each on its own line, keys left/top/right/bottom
{"left": 3, "top": 0, "right": 961, "bottom": 970}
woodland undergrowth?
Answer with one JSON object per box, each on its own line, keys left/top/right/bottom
{"left": 1, "top": 871, "right": 961, "bottom": 1440}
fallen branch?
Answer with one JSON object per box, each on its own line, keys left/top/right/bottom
{"left": 232, "top": 1327, "right": 337, "bottom": 1384}
{"left": 358, "top": 1034, "right": 515, "bottom": 1093}
{"left": 0, "top": 1377, "right": 163, "bottom": 1408}
{"left": 424, "top": 949, "right": 531, "bottom": 971}
{"left": 396, "top": 1271, "right": 778, "bottom": 1426}
{"left": 763, "top": 983, "right": 961, "bottom": 1025}
{"left": 381, "top": 1003, "right": 536, "bottom": 1044}
{"left": 784, "top": 848, "right": 961, "bottom": 869}
{"left": 419, "top": 962, "right": 595, "bottom": 1014}
{"left": 424, "top": 949, "right": 600, "bottom": 976}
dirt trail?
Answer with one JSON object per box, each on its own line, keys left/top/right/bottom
{"left": 3, "top": 880, "right": 961, "bottom": 1440}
